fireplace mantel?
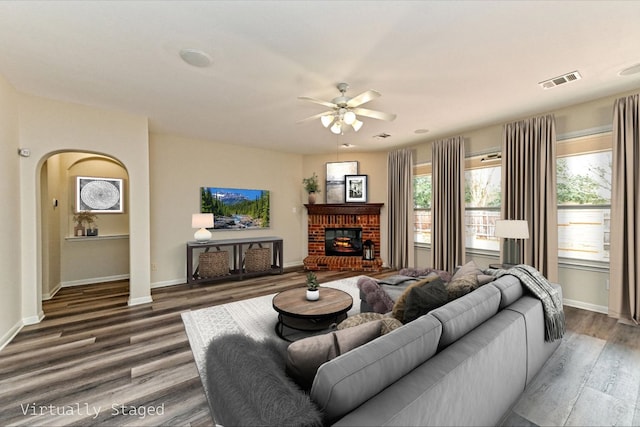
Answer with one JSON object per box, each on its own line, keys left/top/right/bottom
{"left": 304, "top": 203, "right": 383, "bottom": 215}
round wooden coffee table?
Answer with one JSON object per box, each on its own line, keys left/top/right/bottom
{"left": 272, "top": 287, "right": 353, "bottom": 341}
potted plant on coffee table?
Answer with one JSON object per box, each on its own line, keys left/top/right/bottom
{"left": 306, "top": 271, "right": 320, "bottom": 301}
{"left": 302, "top": 172, "right": 321, "bottom": 204}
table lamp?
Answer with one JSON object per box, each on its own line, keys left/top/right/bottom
{"left": 495, "top": 220, "right": 529, "bottom": 266}
{"left": 192, "top": 213, "right": 214, "bottom": 243}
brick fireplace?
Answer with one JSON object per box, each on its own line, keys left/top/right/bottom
{"left": 304, "top": 203, "right": 383, "bottom": 272}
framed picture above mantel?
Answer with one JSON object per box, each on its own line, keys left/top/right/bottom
{"left": 345, "top": 175, "right": 368, "bottom": 203}
{"left": 326, "top": 161, "right": 358, "bottom": 204}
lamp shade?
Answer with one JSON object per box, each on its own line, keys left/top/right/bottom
{"left": 495, "top": 220, "right": 529, "bottom": 239}
{"left": 192, "top": 213, "right": 213, "bottom": 242}
{"left": 192, "top": 213, "right": 214, "bottom": 229}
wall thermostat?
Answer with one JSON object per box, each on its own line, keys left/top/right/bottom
{"left": 18, "top": 148, "right": 31, "bottom": 157}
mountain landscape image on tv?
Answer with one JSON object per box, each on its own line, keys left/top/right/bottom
{"left": 200, "top": 187, "right": 270, "bottom": 230}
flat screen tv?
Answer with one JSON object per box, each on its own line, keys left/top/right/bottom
{"left": 200, "top": 187, "right": 270, "bottom": 230}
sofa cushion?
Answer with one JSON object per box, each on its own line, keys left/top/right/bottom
{"left": 286, "top": 320, "right": 383, "bottom": 390}
{"left": 311, "top": 313, "right": 442, "bottom": 424}
{"left": 452, "top": 260, "right": 483, "bottom": 279}
{"left": 430, "top": 284, "right": 501, "bottom": 349}
{"left": 337, "top": 312, "right": 403, "bottom": 335}
{"left": 391, "top": 273, "right": 439, "bottom": 322}
{"left": 357, "top": 276, "right": 395, "bottom": 314}
{"left": 490, "top": 274, "right": 524, "bottom": 308}
{"left": 403, "top": 278, "right": 448, "bottom": 323}
{"left": 446, "top": 273, "right": 479, "bottom": 300}
{"left": 205, "top": 334, "right": 322, "bottom": 427}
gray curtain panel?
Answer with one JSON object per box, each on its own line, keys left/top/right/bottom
{"left": 502, "top": 114, "right": 558, "bottom": 282}
{"left": 430, "top": 136, "right": 465, "bottom": 272}
{"left": 387, "top": 148, "right": 414, "bottom": 269}
{"left": 609, "top": 93, "right": 640, "bottom": 324}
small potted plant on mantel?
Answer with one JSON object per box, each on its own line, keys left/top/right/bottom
{"left": 306, "top": 271, "right": 320, "bottom": 301}
{"left": 302, "top": 172, "right": 321, "bottom": 204}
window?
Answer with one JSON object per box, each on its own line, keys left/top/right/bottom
{"left": 413, "top": 164, "right": 431, "bottom": 244}
{"left": 465, "top": 155, "right": 501, "bottom": 251}
{"left": 557, "top": 133, "right": 611, "bottom": 263}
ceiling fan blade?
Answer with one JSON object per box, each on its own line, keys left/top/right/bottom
{"left": 296, "top": 111, "right": 334, "bottom": 124}
{"left": 298, "top": 96, "right": 337, "bottom": 109}
{"left": 346, "top": 90, "right": 381, "bottom": 107}
{"left": 352, "top": 107, "right": 397, "bottom": 122}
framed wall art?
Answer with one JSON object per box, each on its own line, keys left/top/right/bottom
{"left": 345, "top": 175, "right": 368, "bottom": 203}
{"left": 200, "top": 186, "right": 270, "bottom": 230}
{"left": 76, "top": 176, "right": 124, "bottom": 213}
{"left": 325, "top": 161, "right": 358, "bottom": 203}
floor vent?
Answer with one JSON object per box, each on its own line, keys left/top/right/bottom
{"left": 539, "top": 71, "right": 582, "bottom": 89}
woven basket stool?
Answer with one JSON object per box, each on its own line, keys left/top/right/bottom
{"left": 199, "top": 251, "right": 229, "bottom": 278}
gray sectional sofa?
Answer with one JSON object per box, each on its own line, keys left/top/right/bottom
{"left": 204, "top": 271, "right": 563, "bottom": 426}
{"left": 311, "top": 272, "right": 562, "bottom": 426}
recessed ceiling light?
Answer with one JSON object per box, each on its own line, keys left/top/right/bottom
{"left": 373, "top": 133, "right": 391, "bottom": 139}
{"left": 341, "top": 143, "right": 354, "bottom": 148}
{"left": 179, "top": 48, "right": 213, "bottom": 68}
{"left": 619, "top": 63, "right": 640, "bottom": 76}
{"left": 414, "top": 129, "right": 430, "bottom": 134}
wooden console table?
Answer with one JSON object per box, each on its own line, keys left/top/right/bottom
{"left": 186, "top": 236, "right": 283, "bottom": 284}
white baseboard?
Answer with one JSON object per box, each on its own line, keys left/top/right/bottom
{"left": 563, "top": 298, "right": 608, "bottom": 314}
{"left": 23, "top": 310, "right": 45, "bottom": 325}
{"left": 61, "top": 274, "right": 130, "bottom": 288}
{"left": 128, "top": 295, "right": 153, "bottom": 306}
{"left": 151, "top": 279, "right": 185, "bottom": 289}
{"left": 0, "top": 319, "right": 24, "bottom": 351}
{"left": 42, "top": 283, "right": 62, "bottom": 300}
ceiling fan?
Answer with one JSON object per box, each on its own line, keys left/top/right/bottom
{"left": 298, "top": 82, "right": 396, "bottom": 134}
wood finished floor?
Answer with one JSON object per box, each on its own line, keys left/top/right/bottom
{"left": 1, "top": 271, "right": 639, "bottom": 426}
{"left": 0, "top": 269, "right": 392, "bottom": 426}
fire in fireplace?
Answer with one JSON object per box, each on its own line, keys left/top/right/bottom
{"left": 325, "top": 227, "right": 363, "bottom": 257}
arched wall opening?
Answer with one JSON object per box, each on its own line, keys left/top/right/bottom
{"left": 40, "top": 151, "right": 130, "bottom": 301}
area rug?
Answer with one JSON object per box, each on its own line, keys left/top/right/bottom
{"left": 181, "top": 275, "right": 363, "bottom": 379}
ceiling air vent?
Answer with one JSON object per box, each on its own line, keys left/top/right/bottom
{"left": 538, "top": 71, "right": 582, "bottom": 89}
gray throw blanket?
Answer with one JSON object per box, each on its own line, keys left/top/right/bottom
{"left": 496, "top": 264, "right": 565, "bottom": 342}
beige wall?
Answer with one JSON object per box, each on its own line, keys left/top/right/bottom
{"left": 0, "top": 74, "right": 22, "bottom": 349}
{"left": 149, "top": 133, "right": 305, "bottom": 286}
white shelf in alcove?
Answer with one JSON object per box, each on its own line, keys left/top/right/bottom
{"left": 65, "top": 234, "right": 129, "bottom": 242}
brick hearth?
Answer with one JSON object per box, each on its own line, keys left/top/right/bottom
{"left": 304, "top": 203, "right": 383, "bottom": 272}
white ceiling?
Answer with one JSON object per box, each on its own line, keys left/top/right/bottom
{"left": 1, "top": 1, "right": 639, "bottom": 155}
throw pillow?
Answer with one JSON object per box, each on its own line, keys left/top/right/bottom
{"left": 451, "top": 260, "right": 483, "bottom": 281}
{"left": 446, "top": 273, "right": 479, "bottom": 301}
{"left": 337, "top": 312, "right": 403, "bottom": 335}
{"left": 286, "top": 320, "right": 383, "bottom": 390}
{"left": 403, "top": 278, "right": 448, "bottom": 323}
{"left": 357, "top": 276, "right": 395, "bottom": 314}
{"left": 205, "top": 334, "right": 322, "bottom": 427}
{"left": 391, "top": 273, "right": 439, "bottom": 322}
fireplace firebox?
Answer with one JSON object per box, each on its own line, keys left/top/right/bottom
{"left": 325, "top": 228, "right": 363, "bottom": 257}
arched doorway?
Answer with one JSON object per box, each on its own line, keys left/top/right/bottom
{"left": 40, "top": 151, "right": 130, "bottom": 300}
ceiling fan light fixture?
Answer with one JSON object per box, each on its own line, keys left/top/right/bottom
{"left": 343, "top": 111, "right": 356, "bottom": 125}
{"left": 330, "top": 121, "right": 342, "bottom": 134}
{"left": 320, "top": 115, "right": 334, "bottom": 128}
{"left": 352, "top": 119, "right": 363, "bottom": 132}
